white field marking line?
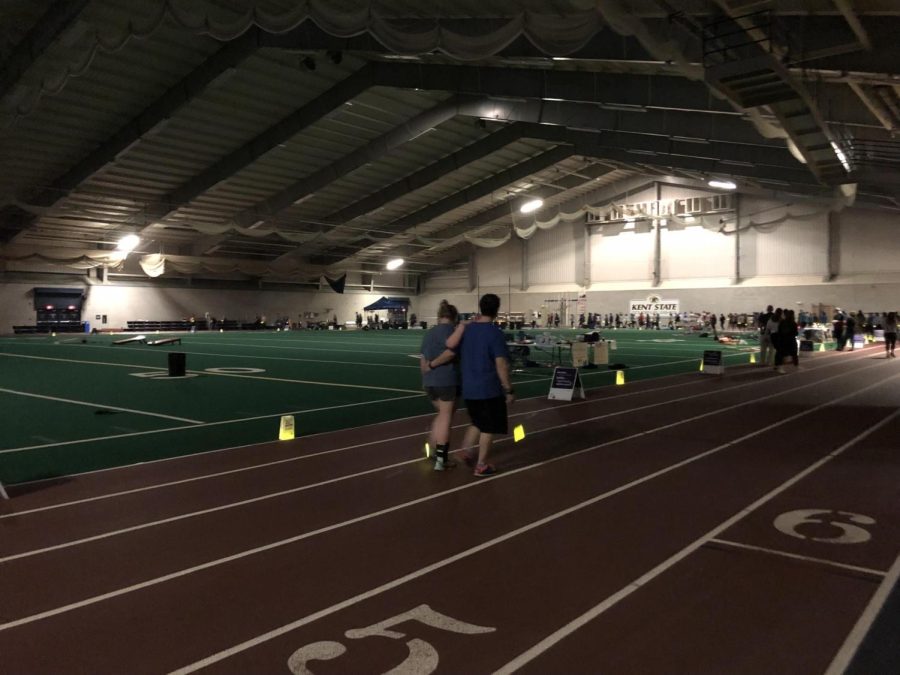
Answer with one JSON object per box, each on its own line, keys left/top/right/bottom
{"left": 824, "top": 553, "right": 900, "bottom": 675}
{"left": 22, "top": 342, "right": 420, "bottom": 370}
{"left": 494, "top": 403, "right": 900, "bottom": 675}
{"left": 0, "top": 393, "right": 424, "bottom": 456}
{"left": 708, "top": 538, "right": 887, "bottom": 578}
{"left": 4, "top": 363, "right": 722, "bottom": 492}
{"left": 0, "top": 361, "right": 885, "bottom": 636}
{"left": 2, "top": 346, "right": 856, "bottom": 511}
{"left": 0, "top": 387, "right": 203, "bottom": 424}
{"left": 166, "top": 375, "right": 900, "bottom": 675}
{"left": 179, "top": 340, "right": 411, "bottom": 356}
{"left": 0, "top": 351, "right": 422, "bottom": 394}
{"left": 0, "top": 348, "right": 856, "bottom": 518}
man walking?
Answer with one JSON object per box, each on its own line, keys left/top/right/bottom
{"left": 442, "top": 294, "right": 515, "bottom": 476}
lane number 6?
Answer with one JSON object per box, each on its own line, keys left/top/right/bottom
{"left": 773, "top": 509, "right": 875, "bottom": 544}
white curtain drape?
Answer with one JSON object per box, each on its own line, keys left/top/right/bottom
{"left": 4, "top": 1, "right": 606, "bottom": 123}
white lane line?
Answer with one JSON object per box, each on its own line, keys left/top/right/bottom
{"left": 824, "top": 553, "right": 900, "bottom": 675}
{"left": 1, "top": 349, "right": 856, "bottom": 513}
{"left": 23, "top": 342, "right": 419, "bottom": 370}
{"left": 0, "top": 352, "right": 422, "bottom": 394}
{"left": 494, "top": 405, "right": 900, "bottom": 675}
{"left": 177, "top": 341, "right": 411, "bottom": 356}
{"left": 0, "top": 361, "right": 888, "bottom": 635}
{"left": 167, "top": 374, "right": 900, "bottom": 675}
{"left": 0, "top": 387, "right": 203, "bottom": 424}
{"left": 708, "top": 538, "right": 887, "bottom": 578}
{"left": 0, "top": 393, "right": 424, "bottom": 456}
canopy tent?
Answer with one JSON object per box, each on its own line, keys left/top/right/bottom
{"left": 363, "top": 296, "right": 410, "bottom": 311}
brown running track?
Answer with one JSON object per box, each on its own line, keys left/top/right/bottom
{"left": 0, "top": 346, "right": 897, "bottom": 674}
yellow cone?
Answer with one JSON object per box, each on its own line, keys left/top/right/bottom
{"left": 278, "top": 415, "right": 295, "bottom": 441}
{"left": 699, "top": 359, "right": 704, "bottom": 371}
{"left": 513, "top": 425, "right": 526, "bottom": 442}
{"left": 819, "top": 342, "right": 826, "bottom": 352}
{"left": 750, "top": 352, "right": 756, "bottom": 364}
{"left": 616, "top": 370, "right": 625, "bottom": 385}
{"left": 424, "top": 442, "right": 430, "bottom": 459}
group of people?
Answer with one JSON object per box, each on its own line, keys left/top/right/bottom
{"left": 757, "top": 305, "right": 801, "bottom": 373}
{"left": 419, "top": 294, "right": 515, "bottom": 476}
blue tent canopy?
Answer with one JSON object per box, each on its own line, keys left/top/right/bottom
{"left": 363, "top": 296, "right": 409, "bottom": 311}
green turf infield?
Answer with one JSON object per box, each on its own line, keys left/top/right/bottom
{"left": 0, "top": 328, "right": 774, "bottom": 484}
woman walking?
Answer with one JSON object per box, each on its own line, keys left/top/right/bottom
{"left": 420, "top": 300, "right": 461, "bottom": 470}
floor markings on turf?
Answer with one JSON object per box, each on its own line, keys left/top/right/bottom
{"left": 1, "top": 349, "right": 863, "bottom": 513}
{"left": 0, "top": 387, "right": 203, "bottom": 424}
{"left": 0, "top": 366, "right": 884, "bottom": 592}
{"left": 707, "top": 538, "right": 886, "bottom": 578}
{"left": 824, "top": 553, "right": 900, "bottom": 675}
{"left": 183, "top": 340, "right": 414, "bottom": 356}
{"left": 166, "top": 381, "right": 900, "bottom": 674}
{"left": 0, "top": 393, "right": 425, "bottom": 456}
{"left": 0, "top": 351, "right": 422, "bottom": 394}
{"left": 494, "top": 405, "right": 900, "bottom": 675}
{"left": 39, "top": 342, "right": 421, "bottom": 370}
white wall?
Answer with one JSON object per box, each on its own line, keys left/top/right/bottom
{"left": 409, "top": 197, "right": 900, "bottom": 322}
{"left": 0, "top": 280, "right": 407, "bottom": 332}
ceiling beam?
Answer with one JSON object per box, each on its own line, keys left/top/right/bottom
{"left": 309, "top": 146, "right": 574, "bottom": 265}
{"left": 230, "top": 95, "right": 489, "bottom": 229}
{"left": 0, "top": 0, "right": 91, "bottom": 102}
{"left": 135, "top": 61, "right": 379, "bottom": 232}
{"left": 25, "top": 29, "right": 261, "bottom": 209}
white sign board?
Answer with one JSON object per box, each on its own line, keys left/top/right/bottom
{"left": 628, "top": 294, "right": 679, "bottom": 314}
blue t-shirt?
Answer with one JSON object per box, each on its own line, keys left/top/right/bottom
{"left": 459, "top": 322, "right": 510, "bottom": 400}
{"left": 421, "top": 323, "right": 458, "bottom": 387}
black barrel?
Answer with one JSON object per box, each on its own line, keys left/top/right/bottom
{"left": 168, "top": 352, "right": 186, "bottom": 377}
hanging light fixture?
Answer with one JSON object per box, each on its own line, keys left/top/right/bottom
{"left": 708, "top": 179, "right": 737, "bottom": 190}
{"left": 520, "top": 198, "right": 543, "bottom": 214}
{"left": 386, "top": 258, "right": 404, "bottom": 270}
{"left": 116, "top": 234, "right": 140, "bottom": 252}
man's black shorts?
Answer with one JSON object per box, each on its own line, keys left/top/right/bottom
{"left": 465, "top": 396, "right": 508, "bottom": 434}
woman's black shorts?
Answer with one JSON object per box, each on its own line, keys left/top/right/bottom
{"left": 426, "top": 386, "right": 460, "bottom": 402}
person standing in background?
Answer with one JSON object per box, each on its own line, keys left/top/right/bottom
{"left": 758, "top": 305, "right": 774, "bottom": 366}
{"left": 883, "top": 311, "right": 897, "bottom": 358}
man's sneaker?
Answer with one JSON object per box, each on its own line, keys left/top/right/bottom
{"left": 473, "top": 463, "right": 497, "bottom": 477}
{"left": 433, "top": 458, "right": 457, "bottom": 471}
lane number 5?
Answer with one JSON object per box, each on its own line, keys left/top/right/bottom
{"left": 288, "top": 604, "right": 496, "bottom": 675}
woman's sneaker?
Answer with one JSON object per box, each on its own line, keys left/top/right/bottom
{"left": 433, "top": 458, "right": 457, "bottom": 471}
{"left": 474, "top": 463, "right": 497, "bottom": 477}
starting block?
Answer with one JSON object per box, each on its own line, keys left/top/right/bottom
{"left": 113, "top": 335, "right": 147, "bottom": 345}
{"left": 147, "top": 337, "right": 182, "bottom": 346}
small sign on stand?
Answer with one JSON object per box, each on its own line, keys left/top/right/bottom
{"left": 549, "top": 366, "right": 585, "bottom": 401}
{"left": 702, "top": 350, "right": 724, "bottom": 375}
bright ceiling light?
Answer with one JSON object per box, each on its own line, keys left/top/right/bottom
{"left": 386, "top": 258, "right": 404, "bottom": 270}
{"left": 116, "top": 234, "right": 140, "bottom": 252}
{"left": 520, "top": 198, "right": 543, "bottom": 214}
{"left": 708, "top": 179, "right": 737, "bottom": 190}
